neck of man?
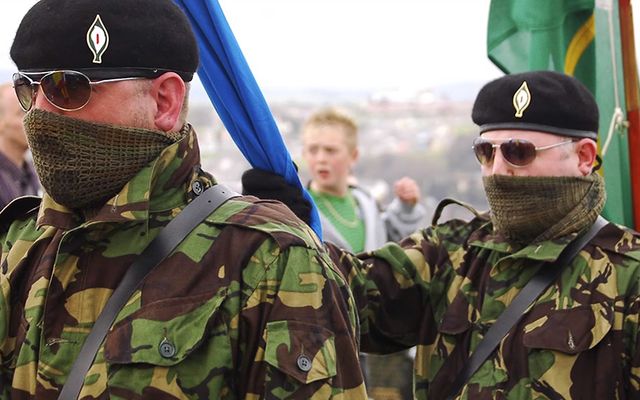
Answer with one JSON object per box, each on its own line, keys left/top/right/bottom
{"left": 310, "top": 180, "right": 349, "bottom": 197}
{"left": 0, "top": 136, "right": 27, "bottom": 168}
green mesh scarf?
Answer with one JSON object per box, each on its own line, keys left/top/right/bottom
{"left": 24, "top": 109, "right": 186, "bottom": 210}
{"left": 482, "top": 173, "right": 606, "bottom": 243}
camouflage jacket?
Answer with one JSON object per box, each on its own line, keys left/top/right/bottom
{"left": 329, "top": 201, "right": 640, "bottom": 399}
{"left": 0, "top": 128, "right": 366, "bottom": 399}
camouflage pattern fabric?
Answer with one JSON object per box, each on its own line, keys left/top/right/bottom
{"left": 328, "top": 201, "right": 640, "bottom": 399}
{"left": 0, "top": 128, "right": 367, "bottom": 399}
{"left": 365, "top": 352, "right": 413, "bottom": 399}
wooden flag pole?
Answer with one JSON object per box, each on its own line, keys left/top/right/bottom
{"left": 618, "top": 0, "right": 640, "bottom": 229}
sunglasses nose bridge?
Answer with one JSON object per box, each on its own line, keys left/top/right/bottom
{"left": 30, "top": 84, "right": 41, "bottom": 111}
{"left": 30, "top": 81, "right": 62, "bottom": 113}
{"left": 492, "top": 143, "right": 512, "bottom": 167}
{"left": 476, "top": 142, "right": 518, "bottom": 176}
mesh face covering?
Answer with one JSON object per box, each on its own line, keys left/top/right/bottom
{"left": 24, "top": 109, "right": 184, "bottom": 210}
{"left": 482, "top": 173, "right": 606, "bottom": 243}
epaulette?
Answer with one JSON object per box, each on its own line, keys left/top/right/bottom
{"left": 431, "top": 198, "right": 486, "bottom": 226}
{"left": 0, "top": 196, "right": 41, "bottom": 230}
{"left": 211, "top": 196, "right": 317, "bottom": 250}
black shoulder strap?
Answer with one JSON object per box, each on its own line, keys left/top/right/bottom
{"left": 58, "top": 184, "right": 239, "bottom": 400}
{"left": 0, "top": 195, "right": 41, "bottom": 230}
{"left": 445, "top": 215, "right": 609, "bottom": 400}
{"left": 431, "top": 198, "right": 485, "bottom": 226}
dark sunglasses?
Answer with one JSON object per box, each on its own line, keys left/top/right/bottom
{"left": 472, "top": 137, "right": 576, "bottom": 167}
{"left": 12, "top": 70, "right": 153, "bottom": 112}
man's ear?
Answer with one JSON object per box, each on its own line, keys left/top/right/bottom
{"left": 576, "top": 138, "right": 598, "bottom": 176}
{"left": 150, "top": 72, "right": 186, "bottom": 132}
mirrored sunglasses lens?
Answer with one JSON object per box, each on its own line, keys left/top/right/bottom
{"left": 501, "top": 140, "right": 536, "bottom": 166}
{"left": 12, "top": 74, "right": 34, "bottom": 112}
{"left": 473, "top": 141, "right": 494, "bottom": 165}
{"left": 41, "top": 71, "right": 91, "bottom": 111}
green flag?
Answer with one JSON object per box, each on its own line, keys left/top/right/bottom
{"left": 487, "top": 0, "right": 634, "bottom": 226}
{"left": 488, "top": 0, "right": 595, "bottom": 83}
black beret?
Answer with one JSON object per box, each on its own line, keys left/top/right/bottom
{"left": 10, "top": 0, "right": 198, "bottom": 82}
{"left": 472, "top": 71, "right": 599, "bottom": 140}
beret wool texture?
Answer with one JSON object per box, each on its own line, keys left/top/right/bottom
{"left": 472, "top": 71, "right": 599, "bottom": 140}
{"left": 11, "top": 0, "right": 199, "bottom": 81}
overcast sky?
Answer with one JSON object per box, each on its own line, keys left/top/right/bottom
{"left": 1, "top": 1, "right": 639, "bottom": 92}
{"left": 0, "top": 1, "right": 503, "bottom": 91}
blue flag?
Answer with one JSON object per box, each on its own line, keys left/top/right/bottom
{"left": 173, "top": 0, "right": 322, "bottom": 238}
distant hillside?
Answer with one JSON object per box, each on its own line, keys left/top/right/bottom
{"left": 0, "top": 67, "right": 486, "bottom": 106}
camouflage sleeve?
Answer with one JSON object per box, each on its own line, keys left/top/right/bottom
{"left": 0, "top": 272, "right": 8, "bottom": 400}
{"left": 327, "top": 228, "right": 436, "bottom": 354}
{"left": 627, "top": 295, "right": 640, "bottom": 396}
{"left": 238, "top": 238, "right": 366, "bottom": 398}
{"left": 0, "top": 226, "right": 10, "bottom": 400}
{"left": 0, "top": 205, "right": 40, "bottom": 400}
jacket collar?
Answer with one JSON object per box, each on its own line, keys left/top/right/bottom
{"left": 36, "top": 125, "right": 213, "bottom": 230}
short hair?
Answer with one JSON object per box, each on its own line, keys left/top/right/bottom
{"left": 302, "top": 108, "right": 358, "bottom": 150}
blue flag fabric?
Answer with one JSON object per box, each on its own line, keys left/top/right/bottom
{"left": 173, "top": 0, "right": 322, "bottom": 238}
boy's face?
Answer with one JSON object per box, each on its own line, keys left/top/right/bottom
{"left": 302, "top": 123, "right": 358, "bottom": 196}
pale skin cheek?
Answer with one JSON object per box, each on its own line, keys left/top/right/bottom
{"left": 35, "top": 81, "right": 157, "bottom": 128}
{"left": 481, "top": 145, "right": 579, "bottom": 176}
{"left": 482, "top": 160, "right": 580, "bottom": 177}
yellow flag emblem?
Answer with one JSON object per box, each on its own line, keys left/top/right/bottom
{"left": 513, "top": 81, "right": 531, "bottom": 118}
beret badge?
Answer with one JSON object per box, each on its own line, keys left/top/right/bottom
{"left": 12, "top": 0, "right": 199, "bottom": 81}
{"left": 86, "top": 15, "right": 109, "bottom": 64}
{"left": 472, "top": 71, "right": 598, "bottom": 139}
{"left": 512, "top": 81, "right": 531, "bottom": 118}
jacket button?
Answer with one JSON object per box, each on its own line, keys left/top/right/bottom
{"left": 296, "top": 355, "right": 312, "bottom": 372}
{"left": 191, "top": 181, "right": 204, "bottom": 195}
{"left": 159, "top": 338, "right": 177, "bottom": 358}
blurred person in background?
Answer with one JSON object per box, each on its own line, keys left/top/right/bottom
{"left": 0, "top": 82, "right": 39, "bottom": 209}
{"left": 243, "top": 107, "right": 426, "bottom": 398}
{"left": 302, "top": 107, "right": 425, "bottom": 400}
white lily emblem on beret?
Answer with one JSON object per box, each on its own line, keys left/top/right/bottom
{"left": 86, "top": 15, "right": 110, "bottom": 64}
{"left": 513, "top": 81, "right": 531, "bottom": 118}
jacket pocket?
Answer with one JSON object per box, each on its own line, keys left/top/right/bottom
{"left": 264, "top": 320, "right": 337, "bottom": 384}
{"left": 522, "top": 302, "right": 613, "bottom": 354}
{"left": 104, "top": 290, "right": 227, "bottom": 366}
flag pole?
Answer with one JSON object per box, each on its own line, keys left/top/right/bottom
{"left": 618, "top": 0, "right": 640, "bottom": 229}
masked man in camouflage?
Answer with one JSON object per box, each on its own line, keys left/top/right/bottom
{"left": 0, "top": 0, "right": 367, "bottom": 398}
{"left": 245, "top": 70, "right": 640, "bottom": 399}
